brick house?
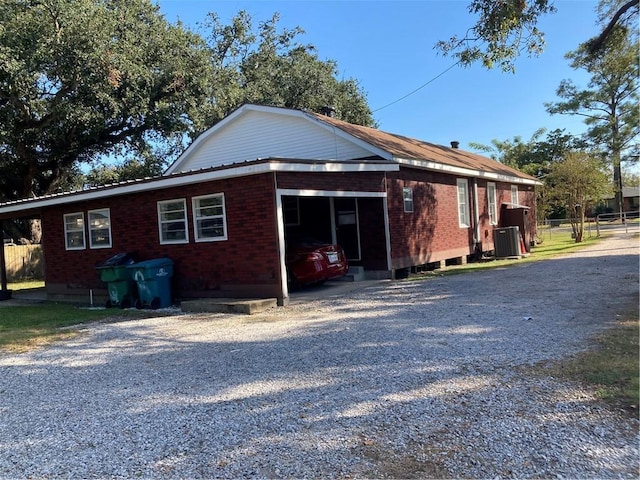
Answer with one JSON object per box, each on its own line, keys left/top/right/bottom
{"left": 602, "top": 186, "right": 640, "bottom": 214}
{"left": 0, "top": 104, "right": 539, "bottom": 305}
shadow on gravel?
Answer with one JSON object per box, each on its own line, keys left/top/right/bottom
{"left": 1, "top": 251, "right": 639, "bottom": 478}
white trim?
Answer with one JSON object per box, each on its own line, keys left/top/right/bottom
{"left": 511, "top": 185, "right": 519, "bottom": 205}
{"left": 397, "top": 157, "right": 541, "bottom": 186}
{"left": 329, "top": 198, "right": 337, "bottom": 245}
{"left": 487, "top": 182, "right": 498, "bottom": 225}
{"left": 382, "top": 196, "right": 392, "bottom": 271}
{"left": 88, "top": 208, "right": 112, "bottom": 249}
{"left": 276, "top": 189, "right": 387, "bottom": 198}
{"left": 0, "top": 161, "right": 398, "bottom": 216}
{"left": 402, "top": 187, "right": 414, "bottom": 213}
{"left": 275, "top": 192, "right": 289, "bottom": 302}
{"left": 456, "top": 178, "right": 471, "bottom": 228}
{"left": 472, "top": 179, "right": 480, "bottom": 243}
{"left": 157, "top": 199, "right": 189, "bottom": 245}
{"left": 192, "top": 193, "right": 228, "bottom": 242}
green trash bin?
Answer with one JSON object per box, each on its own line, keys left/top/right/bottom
{"left": 96, "top": 253, "right": 137, "bottom": 308}
{"left": 128, "top": 258, "right": 173, "bottom": 309}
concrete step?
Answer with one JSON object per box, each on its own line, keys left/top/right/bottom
{"left": 181, "top": 298, "right": 277, "bottom": 315}
{"left": 337, "top": 266, "right": 365, "bottom": 282}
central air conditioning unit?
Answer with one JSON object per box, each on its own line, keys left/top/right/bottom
{"left": 493, "top": 226, "right": 521, "bottom": 258}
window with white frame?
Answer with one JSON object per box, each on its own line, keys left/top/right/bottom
{"left": 158, "top": 199, "right": 188, "bottom": 244}
{"left": 64, "top": 212, "right": 85, "bottom": 250}
{"left": 402, "top": 187, "right": 414, "bottom": 213}
{"left": 487, "top": 182, "right": 497, "bottom": 225}
{"left": 457, "top": 178, "right": 470, "bottom": 227}
{"left": 193, "top": 194, "right": 227, "bottom": 242}
{"left": 88, "top": 209, "right": 112, "bottom": 249}
{"left": 511, "top": 185, "right": 519, "bottom": 206}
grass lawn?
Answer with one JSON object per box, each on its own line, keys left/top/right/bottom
{"left": 6, "top": 279, "right": 45, "bottom": 290}
{"left": 0, "top": 303, "right": 166, "bottom": 352}
{"left": 407, "top": 230, "right": 602, "bottom": 278}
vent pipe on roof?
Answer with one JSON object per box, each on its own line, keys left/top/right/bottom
{"left": 319, "top": 106, "right": 335, "bottom": 117}
{"left": 450, "top": 141, "right": 460, "bottom": 149}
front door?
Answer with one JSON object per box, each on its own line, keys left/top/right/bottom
{"left": 333, "top": 198, "right": 361, "bottom": 261}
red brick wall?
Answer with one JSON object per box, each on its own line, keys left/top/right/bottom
{"left": 276, "top": 171, "right": 386, "bottom": 192}
{"left": 476, "top": 180, "right": 527, "bottom": 250}
{"left": 41, "top": 173, "right": 282, "bottom": 300}
{"left": 387, "top": 168, "right": 473, "bottom": 268}
{"left": 387, "top": 169, "right": 537, "bottom": 267}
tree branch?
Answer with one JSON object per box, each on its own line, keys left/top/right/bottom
{"left": 588, "top": 0, "right": 639, "bottom": 54}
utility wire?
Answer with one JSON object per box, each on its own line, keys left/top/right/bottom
{"left": 372, "top": 61, "right": 461, "bottom": 113}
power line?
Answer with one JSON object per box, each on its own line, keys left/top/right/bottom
{"left": 372, "top": 61, "right": 461, "bottom": 113}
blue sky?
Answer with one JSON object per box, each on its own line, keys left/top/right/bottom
{"left": 155, "top": 0, "right": 600, "bottom": 153}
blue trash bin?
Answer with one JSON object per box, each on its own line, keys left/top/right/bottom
{"left": 127, "top": 258, "right": 173, "bottom": 309}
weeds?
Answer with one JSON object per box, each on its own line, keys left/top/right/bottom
{"left": 538, "top": 310, "right": 639, "bottom": 413}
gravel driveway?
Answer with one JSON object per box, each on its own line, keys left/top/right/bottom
{"left": 1, "top": 230, "right": 638, "bottom": 479}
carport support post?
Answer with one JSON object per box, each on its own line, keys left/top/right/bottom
{"left": 0, "top": 220, "right": 11, "bottom": 300}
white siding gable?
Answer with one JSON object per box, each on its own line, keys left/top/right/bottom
{"left": 166, "top": 107, "right": 377, "bottom": 174}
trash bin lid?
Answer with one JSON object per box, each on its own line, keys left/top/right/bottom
{"left": 98, "top": 252, "right": 137, "bottom": 268}
{"left": 127, "top": 258, "right": 173, "bottom": 268}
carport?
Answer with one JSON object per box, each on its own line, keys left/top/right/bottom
{"left": 276, "top": 188, "right": 392, "bottom": 289}
{"left": 0, "top": 209, "right": 42, "bottom": 301}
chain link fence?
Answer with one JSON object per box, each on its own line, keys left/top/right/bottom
{"left": 538, "top": 210, "right": 640, "bottom": 241}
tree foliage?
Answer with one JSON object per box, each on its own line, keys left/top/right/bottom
{"left": 0, "top": 1, "right": 374, "bottom": 242}
{"left": 546, "top": 21, "right": 639, "bottom": 216}
{"left": 202, "top": 12, "right": 373, "bottom": 127}
{"left": 0, "top": 0, "right": 214, "bottom": 202}
{"left": 471, "top": 128, "right": 588, "bottom": 221}
{"left": 470, "top": 128, "right": 587, "bottom": 177}
{"left": 437, "top": 0, "right": 638, "bottom": 72}
{"left": 545, "top": 151, "right": 611, "bottom": 242}
{"left": 435, "top": 0, "right": 557, "bottom": 72}
{"left": 590, "top": 0, "right": 639, "bottom": 53}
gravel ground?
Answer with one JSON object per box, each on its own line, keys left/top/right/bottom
{"left": 0, "top": 230, "right": 638, "bottom": 479}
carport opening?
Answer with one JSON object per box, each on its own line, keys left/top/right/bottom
{"left": 281, "top": 195, "right": 389, "bottom": 288}
{"left": 283, "top": 196, "right": 344, "bottom": 288}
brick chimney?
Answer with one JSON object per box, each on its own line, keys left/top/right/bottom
{"left": 319, "top": 106, "right": 335, "bottom": 117}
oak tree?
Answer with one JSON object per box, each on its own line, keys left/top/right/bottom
{"left": 436, "top": 0, "right": 638, "bottom": 72}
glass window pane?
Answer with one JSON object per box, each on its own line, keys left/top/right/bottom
{"left": 193, "top": 195, "right": 226, "bottom": 241}
{"left": 66, "top": 231, "right": 84, "bottom": 248}
{"left": 64, "top": 212, "right": 85, "bottom": 249}
{"left": 160, "top": 201, "right": 184, "bottom": 213}
{"left": 88, "top": 209, "right": 111, "bottom": 247}
{"left": 158, "top": 200, "right": 188, "bottom": 243}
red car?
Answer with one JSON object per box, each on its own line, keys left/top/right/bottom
{"left": 286, "top": 239, "right": 349, "bottom": 286}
